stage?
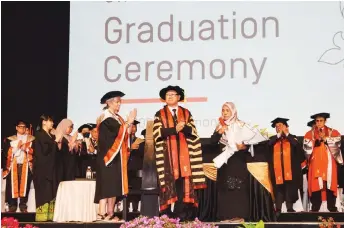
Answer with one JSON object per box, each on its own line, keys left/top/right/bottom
{"left": 3, "top": 212, "right": 344, "bottom": 228}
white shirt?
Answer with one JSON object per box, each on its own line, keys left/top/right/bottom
{"left": 168, "top": 105, "right": 178, "bottom": 116}
{"left": 10, "top": 134, "right": 28, "bottom": 164}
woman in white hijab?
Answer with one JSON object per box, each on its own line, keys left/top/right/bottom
{"left": 210, "top": 102, "right": 267, "bottom": 222}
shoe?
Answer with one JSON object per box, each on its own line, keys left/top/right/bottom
{"left": 287, "top": 209, "right": 296, "bottom": 212}
{"left": 20, "top": 209, "right": 28, "bottom": 213}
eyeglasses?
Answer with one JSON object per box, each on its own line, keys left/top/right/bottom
{"left": 166, "top": 93, "right": 178, "bottom": 97}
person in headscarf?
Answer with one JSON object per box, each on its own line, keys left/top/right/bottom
{"left": 55, "top": 119, "right": 79, "bottom": 181}
{"left": 211, "top": 102, "right": 267, "bottom": 222}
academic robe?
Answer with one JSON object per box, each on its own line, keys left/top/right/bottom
{"left": 2, "top": 135, "right": 34, "bottom": 202}
{"left": 33, "top": 129, "right": 59, "bottom": 207}
{"left": 303, "top": 127, "right": 342, "bottom": 199}
{"left": 79, "top": 138, "right": 97, "bottom": 177}
{"left": 94, "top": 114, "right": 129, "bottom": 203}
{"left": 268, "top": 133, "right": 306, "bottom": 205}
{"left": 127, "top": 139, "right": 145, "bottom": 211}
{"left": 60, "top": 137, "right": 78, "bottom": 181}
{"left": 153, "top": 105, "right": 206, "bottom": 211}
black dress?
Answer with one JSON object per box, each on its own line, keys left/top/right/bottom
{"left": 211, "top": 131, "right": 251, "bottom": 221}
{"left": 94, "top": 117, "right": 124, "bottom": 203}
{"left": 60, "top": 137, "right": 78, "bottom": 181}
{"left": 127, "top": 141, "right": 145, "bottom": 211}
{"left": 33, "top": 129, "right": 59, "bottom": 207}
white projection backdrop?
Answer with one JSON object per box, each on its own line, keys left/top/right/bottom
{"left": 68, "top": 1, "right": 344, "bottom": 137}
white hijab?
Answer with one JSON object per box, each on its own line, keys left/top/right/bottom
{"left": 213, "top": 102, "right": 267, "bottom": 168}
{"left": 219, "top": 102, "right": 245, "bottom": 147}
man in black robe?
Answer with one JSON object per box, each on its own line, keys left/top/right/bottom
{"left": 268, "top": 118, "right": 306, "bottom": 213}
{"left": 78, "top": 123, "right": 96, "bottom": 177}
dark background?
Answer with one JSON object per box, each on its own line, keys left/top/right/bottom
{"left": 1, "top": 2, "right": 343, "bottom": 142}
{"left": 2, "top": 1, "right": 70, "bottom": 138}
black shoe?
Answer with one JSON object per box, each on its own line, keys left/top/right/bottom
{"left": 287, "top": 209, "right": 296, "bottom": 212}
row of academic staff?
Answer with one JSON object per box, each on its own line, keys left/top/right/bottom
{"left": 1, "top": 85, "right": 343, "bottom": 223}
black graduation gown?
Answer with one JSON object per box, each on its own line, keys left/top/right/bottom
{"left": 33, "top": 129, "right": 59, "bottom": 207}
{"left": 94, "top": 118, "right": 124, "bottom": 203}
{"left": 79, "top": 139, "right": 97, "bottom": 177}
{"left": 268, "top": 134, "right": 305, "bottom": 204}
{"left": 128, "top": 141, "right": 145, "bottom": 188}
{"left": 210, "top": 131, "right": 251, "bottom": 221}
{"left": 60, "top": 137, "right": 78, "bottom": 181}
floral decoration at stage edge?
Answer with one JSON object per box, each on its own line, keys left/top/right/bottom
{"left": 1, "top": 217, "right": 39, "bottom": 228}
{"left": 318, "top": 1, "right": 344, "bottom": 67}
{"left": 120, "top": 215, "right": 218, "bottom": 228}
{"left": 317, "top": 216, "right": 339, "bottom": 228}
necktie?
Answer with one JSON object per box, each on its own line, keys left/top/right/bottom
{"left": 172, "top": 109, "right": 178, "bottom": 125}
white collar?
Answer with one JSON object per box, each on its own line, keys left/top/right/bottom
{"left": 101, "top": 109, "right": 120, "bottom": 123}
{"left": 168, "top": 105, "right": 178, "bottom": 114}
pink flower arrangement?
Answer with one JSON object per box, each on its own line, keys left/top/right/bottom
{"left": 1, "top": 217, "right": 39, "bottom": 228}
{"left": 120, "top": 215, "right": 218, "bottom": 228}
{"left": 318, "top": 216, "right": 340, "bottom": 228}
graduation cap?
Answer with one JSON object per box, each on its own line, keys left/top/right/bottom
{"left": 307, "top": 120, "right": 316, "bottom": 128}
{"left": 310, "top": 112, "right": 330, "bottom": 120}
{"left": 141, "top": 129, "right": 146, "bottom": 137}
{"left": 271, "top": 117, "right": 289, "bottom": 128}
{"left": 100, "top": 91, "right": 125, "bottom": 104}
{"left": 78, "top": 123, "right": 94, "bottom": 133}
{"left": 87, "top": 123, "right": 97, "bottom": 129}
{"left": 16, "top": 120, "right": 29, "bottom": 128}
{"left": 159, "top": 85, "right": 185, "bottom": 101}
{"left": 133, "top": 120, "right": 140, "bottom": 125}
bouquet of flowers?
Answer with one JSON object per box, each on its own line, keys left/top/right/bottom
{"left": 120, "top": 215, "right": 218, "bottom": 228}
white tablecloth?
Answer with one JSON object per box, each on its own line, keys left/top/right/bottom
{"left": 53, "top": 180, "right": 98, "bottom": 222}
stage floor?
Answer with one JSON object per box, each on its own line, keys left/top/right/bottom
{"left": 15, "top": 222, "right": 344, "bottom": 228}
{"left": 2, "top": 212, "right": 343, "bottom": 228}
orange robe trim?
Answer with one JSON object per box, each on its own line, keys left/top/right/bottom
{"left": 2, "top": 140, "right": 33, "bottom": 198}
{"left": 273, "top": 139, "right": 292, "bottom": 185}
{"left": 159, "top": 108, "right": 197, "bottom": 207}
{"left": 102, "top": 115, "right": 129, "bottom": 195}
{"left": 305, "top": 127, "right": 339, "bottom": 199}
{"left": 160, "top": 108, "right": 192, "bottom": 179}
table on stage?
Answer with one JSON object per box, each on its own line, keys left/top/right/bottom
{"left": 53, "top": 179, "right": 98, "bottom": 222}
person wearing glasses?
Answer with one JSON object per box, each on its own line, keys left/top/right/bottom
{"left": 268, "top": 118, "right": 306, "bottom": 214}
{"left": 94, "top": 91, "right": 137, "bottom": 221}
{"left": 2, "top": 120, "right": 35, "bottom": 213}
{"left": 153, "top": 85, "right": 206, "bottom": 221}
{"left": 303, "top": 113, "right": 343, "bottom": 212}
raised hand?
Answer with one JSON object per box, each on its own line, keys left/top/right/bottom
{"left": 127, "top": 108, "right": 137, "bottom": 124}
